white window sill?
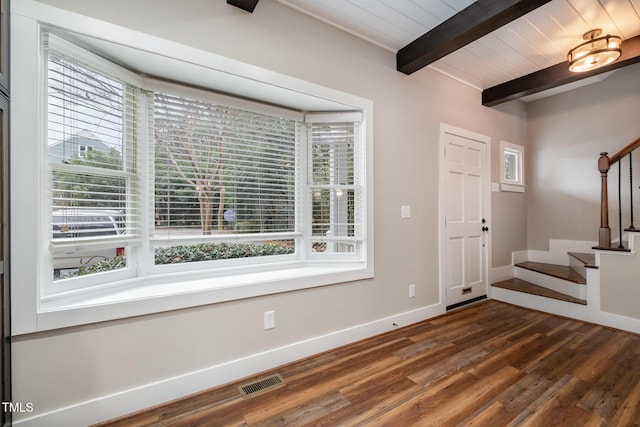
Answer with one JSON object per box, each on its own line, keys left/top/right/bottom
{"left": 500, "top": 183, "right": 525, "bottom": 193}
{"left": 34, "top": 262, "right": 372, "bottom": 331}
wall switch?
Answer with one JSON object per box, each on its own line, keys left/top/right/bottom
{"left": 401, "top": 205, "right": 411, "bottom": 219}
{"left": 264, "top": 311, "right": 275, "bottom": 330}
{"left": 409, "top": 284, "right": 415, "bottom": 298}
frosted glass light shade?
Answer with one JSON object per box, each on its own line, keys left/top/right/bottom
{"left": 568, "top": 29, "right": 621, "bottom": 73}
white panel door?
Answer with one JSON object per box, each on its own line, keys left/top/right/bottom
{"left": 442, "top": 128, "right": 488, "bottom": 308}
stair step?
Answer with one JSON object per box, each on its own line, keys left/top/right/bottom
{"left": 592, "top": 245, "right": 631, "bottom": 252}
{"left": 515, "top": 261, "right": 585, "bottom": 284}
{"left": 567, "top": 252, "right": 597, "bottom": 269}
{"left": 492, "top": 278, "right": 587, "bottom": 305}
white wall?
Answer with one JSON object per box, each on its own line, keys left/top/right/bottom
{"left": 12, "top": 0, "right": 527, "bottom": 424}
{"left": 526, "top": 63, "right": 640, "bottom": 250}
{"left": 486, "top": 103, "right": 529, "bottom": 268}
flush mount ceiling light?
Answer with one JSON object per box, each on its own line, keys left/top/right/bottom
{"left": 568, "top": 29, "right": 622, "bottom": 72}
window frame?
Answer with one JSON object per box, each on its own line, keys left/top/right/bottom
{"left": 147, "top": 82, "right": 302, "bottom": 252}
{"left": 43, "top": 43, "right": 365, "bottom": 293}
{"left": 306, "top": 113, "right": 364, "bottom": 261}
{"left": 500, "top": 140, "right": 525, "bottom": 193}
{"left": 44, "top": 33, "right": 141, "bottom": 294}
{"left": 77, "top": 145, "right": 92, "bottom": 157}
{"left": 10, "top": 1, "right": 374, "bottom": 333}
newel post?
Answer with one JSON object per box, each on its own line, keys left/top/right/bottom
{"left": 598, "top": 152, "right": 611, "bottom": 248}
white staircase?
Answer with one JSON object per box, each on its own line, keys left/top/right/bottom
{"left": 491, "top": 235, "right": 640, "bottom": 334}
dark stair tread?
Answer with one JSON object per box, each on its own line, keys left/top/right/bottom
{"left": 515, "top": 261, "right": 586, "bottom": 284}
{"left": 492, "top": 278, "right": 587, "bottom": 305}
{"left": 567, "top": 252, "right": 598, "bottom": 269}
{"left": 592, "top": 244, "right": 631, "bottom": 252}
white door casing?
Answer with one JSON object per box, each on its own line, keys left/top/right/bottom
{"left": 439, "top": 124, "right": 490, "bottom": 308}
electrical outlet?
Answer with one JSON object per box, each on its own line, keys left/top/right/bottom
{"left": 264, "top": 311, "right": 275, "bottom": 330}
{"left": 401, "top": 205, "right": 411, "bottom": 219}
{"left": 409, "top": 284, "right": 415, "bottom": 298}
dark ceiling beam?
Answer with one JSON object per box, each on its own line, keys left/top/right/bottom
{"left": 397, "top": 0, "right": 552, "bottom": 75}
{"left": 482, "top": 34, "right": 640, "bottom": 106}
{"left": 227, "top": 0, "right": 260, "bottom": 13}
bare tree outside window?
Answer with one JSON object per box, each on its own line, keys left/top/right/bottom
{"left": 153, "top": 93, "right": 296, "bottom": 238}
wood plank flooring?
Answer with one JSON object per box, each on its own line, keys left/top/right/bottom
{"left": 94, "top": 301, "right": 640, "bottom": 426}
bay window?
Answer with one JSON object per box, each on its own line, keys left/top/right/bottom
{"left": 11, "top": 2, "right": 372, "bottom": 332}
{"left": 30, "top": 30, "right": 370, "bottom": 322}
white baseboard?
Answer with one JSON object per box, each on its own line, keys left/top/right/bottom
{"left": 490, "top": 265, "right": 514, "bottom": 283}
{"left": 512, "top": 250, "right": 529, "bottom": 264}
{"left": 492, "top": 284, "right": 640, "bottom": 335}
{"left": 520, "top": 239, "right": 597, "bottom": 265}
{"left": 13, "top": 303, "right": 445, "bottom": 427}
{"left": 592, "top": 310, "right": 640, "bottom": 334}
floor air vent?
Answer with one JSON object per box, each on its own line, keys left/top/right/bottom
{"left": 238, "top": 374, "right": 285, "bottom": 398}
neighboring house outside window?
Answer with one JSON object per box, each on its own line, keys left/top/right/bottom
{"left": 47, "top": 131, "right": 109, "bottom": 164}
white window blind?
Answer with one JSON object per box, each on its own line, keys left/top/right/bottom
{"left": 37, "top": 32, "right": 368, "bottom": 292}
{"left": 308, "top": 119, "right": 362, "bottom": 254}
{"left": 152, "top": 92, "right": 298, "bottom": 239}
{"left": 45, "top": 34, "right": 139, "bottom": 251}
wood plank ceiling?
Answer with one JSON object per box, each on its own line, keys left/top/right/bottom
{"left": 276, "top": 0, "right": 640, "bottom": 105}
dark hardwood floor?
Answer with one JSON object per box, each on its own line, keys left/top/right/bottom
{"left": 95, "top": 300, "right": 640, "bottom": 426}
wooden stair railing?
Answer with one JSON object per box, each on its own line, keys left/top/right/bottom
{"left": 597, "top": 136, "right": 640, "bottom": 249}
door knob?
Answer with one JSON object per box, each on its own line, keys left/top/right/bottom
{"left": 482, "top": 226, "right": 489, "bottom": 232}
